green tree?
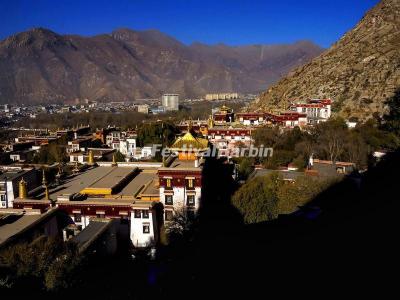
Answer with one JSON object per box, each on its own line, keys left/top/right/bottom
{"left": 114, "top": 150, "right": 126, "bottom": 162}
{"left": 277, "top": 176, "right": 332, "bottom": 214}
{"left": 382, "top": 89, "right": 400, "bottom": 137}
{"left": 232, "top": 173, "right": 282, "bottom": 223}
{"left": 236, "top": 157, "right": 254, "bottom": 180}
{"left": 0, "top": 236, "right": 80, "bottom": 291}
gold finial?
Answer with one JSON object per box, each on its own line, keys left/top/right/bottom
{"left": 42, "top": 169, "right": 47, "bottom": 186}
{"left": 208, "top": 115, "right": 214, "bottom": 129}
{"left": 88, "top": 150, "right": 94, "bottom": 165}
{"left": 19, "top": 178, "right": 27, "bottom": 199}
{"left": 112, "top": 152, "right": 117, "bottom": 166}
{"left": 44, "top": 185, "right": 50, "bottom": 201}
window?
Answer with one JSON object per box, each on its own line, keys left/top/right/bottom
{"left": 74, "top": 213, "right": 82, "bottom": 222}
{"left": 143, "top": 224, "right": 150, "bottom": 234}
{"left": 166, "top": 178, "right": 172, "bottom": 189}
{"left": 186, "top": 178, "right": 194, "bottom": 189}
{"left": 96, "top": 214, "right": 105, "bottom": 218}
{"left": 142, "top": 210, "right": 149, "bottom": 219}
{"left": 134, "top": 210, "right": 141, "bottom": 218}
{"left": 187, "top": 195, "right": 195, "bottom": 207}
{"left": 165, "top": 195, "right": 173, "bottom": 205}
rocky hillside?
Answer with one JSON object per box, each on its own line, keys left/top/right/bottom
{"left": 253, "top": 0, "right": 400, "bottom": 120}
{"left": 0, "top": 28, "right": 322, "bottom": 104}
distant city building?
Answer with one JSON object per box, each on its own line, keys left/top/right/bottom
{"left": 205, "top": 93, "right": 239, "bottom": 101}
{"left": 137, "top": 104, "right": 150, "bottom": 114}
{"left": 150, "top": 106, "right": 166, "bottom": 114}
{"left": 162, "top": 94, "right": 179, "bottom": 111}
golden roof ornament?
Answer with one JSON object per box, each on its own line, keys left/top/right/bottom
{"left": 19, "top": 178, "right": 27, "bottom": 199}
{"left": 42, "top": 169, "right": 47, "bottom": 186}
{"left": 88, "top": 150, "right": 94, "bottom": 165}
{"left": 112, "top": 152, "right": 117, "bottom": 166}
{"left": 208, "top": 115, "right": 214, "bottom": 129}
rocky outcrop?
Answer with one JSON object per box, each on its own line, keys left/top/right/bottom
{"left": 253, "top": 0, "right": 400, "bottom": 120}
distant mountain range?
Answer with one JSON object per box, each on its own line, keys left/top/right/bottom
{"left": 0, "top": 28, "right": 323, "bottom": 104}
{"left": 253, "top": 0, "right": 400, "bottom": 120}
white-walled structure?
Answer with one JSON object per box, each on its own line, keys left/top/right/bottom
{"left": 290, "top": 99, "right": 332, "bottom": 124}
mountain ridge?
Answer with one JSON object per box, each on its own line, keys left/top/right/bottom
{"left": 252, "top": 0, "right": 400, "bottom": 120}
{"left": 0, "top": 27, "right": 323, "bottom": 104}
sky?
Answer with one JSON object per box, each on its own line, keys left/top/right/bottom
{"left": 0, "top": 0, "right": 380, "bottom": 48}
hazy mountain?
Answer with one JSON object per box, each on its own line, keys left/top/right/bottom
{"left": 253, "top": 0, "right": 400, "bottom": 120}
{"left": 0, "top": 28, "right": 322, "bottom": 104}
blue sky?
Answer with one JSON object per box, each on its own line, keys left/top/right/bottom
{"left": 0, "top": 0, "right": 380, "bottom": 47}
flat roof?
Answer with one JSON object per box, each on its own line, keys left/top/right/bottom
{"left": 44, "top": 167, "right": 113, "bottom": 200}
{"left": 119, "top": 170, "right": 158, "bottom": 196}
{"left": 42, "top": 166, "right": 158, "bottom": 202}
{"left": 0, "top": 169, "right": 33, "bottom": 181}
{"left": 0, "top": 208, "right": 58, "bottom": 247}
{"left": 71, "top": 219, "right": 113, "bottom": 252}
{"left": 88, "top": 167, "right": 134, "bottom": 189}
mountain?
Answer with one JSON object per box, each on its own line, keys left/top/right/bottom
{"left": 253, "top": 0, "right": 400, "bottom": 120}
{"left": 0, "top": 28, "right": 322, "bottom": 104}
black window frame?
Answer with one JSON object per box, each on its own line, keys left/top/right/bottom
{"left": 142, "top": 210, "right": 149, "bottom": 219}
{"left": 143, "top": 224, "right": 150, "bottom": 234}
{"left": 134, "top": 210, "right": 142, "bottom": 218}
{"left": 186, "top": 195, "right": 195, "bottom": 207}
{"left": 74, "top": 213, "right": 82, "bottom": 222}
{"left": 165, "top": 195, "right": 173, "bottom": 205}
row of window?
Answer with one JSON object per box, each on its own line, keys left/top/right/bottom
{"left": 73, "top": 212, "right": 147, "bottom": 222}
{"left": 134, "top": 210, "right": 149, "bottom": 219}
{"left": 165, "top": 195, "right": 195, "bottom": 206}
{"left": 165, "top": 178, "right": 195, "bottom": 189}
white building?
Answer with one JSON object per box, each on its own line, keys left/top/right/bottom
{"left": 130, "top": 206, "right": 157, "bottom": 248}
{"left": 118, "top": 138, "right": 137, "bottom": 157}
{"left": 0, "top": 169, "right": 40, "bottom": 208}
{"left": 162, "top": 94, "right": 179, "bottom": 111}
{"left": 290, "top": 99, "right": 332, "bottom": 124}
{"left": 207, "top": 127, "right": 253, "bottom": 157}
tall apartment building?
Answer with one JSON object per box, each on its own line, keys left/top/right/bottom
{"left": 162, "top": 94, "right": 179, "bottom": 111}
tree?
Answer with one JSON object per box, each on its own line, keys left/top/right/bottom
{"left": 114, "top": 150, "right": 126, "bottom": 162}
{"left": 232, "top": 173, "right": 282, "bottom": 223}
{"left": 137, "top": 122, "right": 179, "bottom": 147}
{"left": 236, "top": 157, "right": 254, "bottom": 180}
{"left": 314, "top": 117, "right": 348, "bottom": 162}
{"left": 277, "top": 176, "right": 331, "bottom": 214}
{"left": 382, "top": 88, "right": 400, "bottom": 137}
{"left": 0, "top": 236, "right": 81, "bottom": 291}
{"left": 252, "top": 127, "right": 280, "bottom": 147}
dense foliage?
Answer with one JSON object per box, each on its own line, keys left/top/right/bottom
{"left": 0, "top": 236, "right": 81, "bottom": 291}
{"left": 136, "top": 121, "right": 179, "bottom": 147}
{"left": 252, "top": 117, "right": 399, "bottom": 170}
{"left": 31, "top": 135, "right": 68, "bottom": 164}
{"left": 232, "top": 172, "right": 334, "bottom": 223}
